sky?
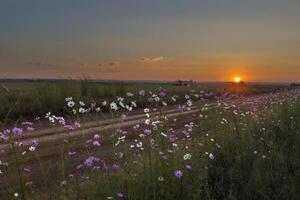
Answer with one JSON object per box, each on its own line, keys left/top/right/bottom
{"left": 1, "top": 0, "right": 300, "bottom": 82}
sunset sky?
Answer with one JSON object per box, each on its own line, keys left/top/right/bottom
{"left": 1, "top": 0, "right": 300, "bottom": 82}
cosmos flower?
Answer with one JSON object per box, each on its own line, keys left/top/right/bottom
{"left": 79, "top": 107, "right": 85, "bottom": 114}
{"left": 139, "top": 90, "right": 145, "bottom": 96}
{"left": 12, "top": 127, "right": 23, "bottom": 136}
{"left": 174, "top": 170, "right": 183, "bottom": 179}
{"left": 117, "top": 192, "right": 124, "bottom": 198}
{"left": 110, "top": 102, "right": 119, "bottom": 111}
{"left": 183, "top": 153, "right": 192, "bottom": 160}
{"left": 209, "top": 153, "right": 215, "bottom": 160}
{"left": 112, "top": 163, "right": 120, "bottom": 171}
{"left": 79, "top": 101, "right": 85, "bottom": 106}
{"left": 126, "top": 92, "right": 134, "bottom": 97}
{"left": 186, "top": 165, "right": 192, "bottom": 170}
{"left": 29, "top": 146, "right": 36, "bottom": 152}
{"left": 102, "top": 101, "right": 107, "bottom": 106}
{"left": 84, "top": 156, "right": 100, "bottom": 167}
{"left": 67, "top": 101, "right": 75, "bottom": 108}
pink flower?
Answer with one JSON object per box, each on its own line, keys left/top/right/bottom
{"left": 139, "top": 90, "right": 145, "bottom": 96}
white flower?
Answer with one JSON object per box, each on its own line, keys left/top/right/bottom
{"left": 72, "top": 109, "right": 77, "bottom": 115}
{"left": 96, "top": 107, "right": 101, "bottom": 112}
{"left": 187, "top": 99, "right": 193, "bottom": 107}
{"left": 45, "top": 112, "right": 51, "bottom": 118}
{"left": 131, "top": 101, "right": 137, "bottom": 107}
{"left": 102, "top": 101, "right": 107, "bottom": 106}
{"left": 126, "top": 105, "right": 133, "bottom": 111}
{"left": 65, "top": 97, "right": 73, "bottom": 102}
{"left": 154, "top": 96, "right": 160, "bottom": 102}
{"left": 126, "top": 92, "right": 134, "bottom": 97}
{"left": 14, "top": 193, "right": 19, "bottom": 197}
{"left": 49, "top": 117, "right": 55, "bottom": 123}
{"left": 136, "top": 142, "right": 143, "bottom": 148}
{"left": 29, "top": 146, "right": 36, "bottom": 152}
{"left": 110, "top": 102, "right": 119, "bottom": 111}
{"left": 183, "top": 153, "right": 192, "bottom": 160}
{"left": 158, "top": 176, "right": 164, "bottom": 181}
{"left": 79, "top": 101, "right": 85, "bottom": 106}
{"left": 117, "top": 97, "right": 124, "bottom": 102}
{"left": 119, "top": 101, "right": 125, "bottom": 108}
{"left": 209, "top": 153, "right": 215, "bottom": 160}
{"left": 144, "top": 108, "right": 150, "bottom": 113}
{"left": 67, "top": 101, "right": 75, "bottom": 108}
{"left": 145, "top": 119, "right": 151, "bottom": 125}
{"left": 79, "top": 107, "right": 85, "bottom": 114}
{"left": 160, "top": 132, "right": 167, "bottom": 137}
{"left": 162, "top": 101, "right": 167, "bottom": 106}
{"left": 171, "top": 96, "right": 176, "bottom": 102}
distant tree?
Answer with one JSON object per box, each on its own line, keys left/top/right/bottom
{"left": 290, "top": 83, "right": 300, "bottom": 87}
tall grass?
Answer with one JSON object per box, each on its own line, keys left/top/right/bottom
{"left": 1, "top": 90, "right": 299, "bottom": 199}
{"left": 0, "top": 80, "right": 178, "bottom": 124}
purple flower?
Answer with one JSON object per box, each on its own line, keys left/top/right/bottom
{"left": 26, "top": 127, "right": 35, "bottom": 132}
{"left": 92, "top": 140, "right": 101, "bottom": 147}
{"left": 68, "top": 151, "right": 77, "bottom": 156}
{"left": 112, "top": 163, "right": 120, "bottom": 171}
{"left": 139, "top": 90, "right": 145, "bottom": 96}
{"left": 117, "top": 152, "right": 124, "bottom": 159}
{"left": 31, "top": 139, "right": 39, "bottom": 146}
{"left": 84, "top": 156, "right": 100, "bottom": 167}
{"left": 76, "top": 164, "right": 83, "bottom": 170}
{"left": 168, "top": 135, "right": 177, "bottom": 142}
{"left": 74, "top": 121, "right": 81, "bottom": 129}
{"left": 12, "top": 127, "right": 23, "bottom": 136}
{"left": 144, "top": 129, "right": 151, "bottom": 135}
{"left": 159, "top": 91, "right": 166, "bottom": 97}
{"left": 186, "top": 164, "right": 192, "bottom": 171}
{"left": 117, "top": 192, "right": 124, "bottom": 198}
{"left": 174, "top": 170, "right": 183, "bottom": 178}
{"left": 177, "top": 104, "right": 186, "bottom": 112}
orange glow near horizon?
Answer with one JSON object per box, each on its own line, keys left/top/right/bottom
{"left": 234, "top": 76, "right": 242, "bottom": 83}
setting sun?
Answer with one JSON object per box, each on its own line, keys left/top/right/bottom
{"left": 234, "top": 76, "right": 242, "bottom": 83}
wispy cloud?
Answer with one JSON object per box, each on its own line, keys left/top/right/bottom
{"left": 26, "top": 61, "right": 61, "bottom": 68}
{"left": 80, "top": 61, "right": 121, "bottom": 73}
{"left": 141, "top": 56, "right": 164, "bottom": 62}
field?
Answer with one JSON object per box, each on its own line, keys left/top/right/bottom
{"left": 0, "top": 80, "right": 299, "bottom": 200}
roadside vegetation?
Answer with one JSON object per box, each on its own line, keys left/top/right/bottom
{"left": 0, "top": 81, "right": 299, "bottom": 199}
{"left": 0, "top": 79, "right": 292, "bottom": 126}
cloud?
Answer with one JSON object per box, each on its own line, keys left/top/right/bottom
{"left": 108, "top": 61, "right": 121, "bottom": 66}
{"left": 141, "top": 56, "right": 164, "bottom": 62}
{"left": 80, "top": 61, "right": 121, "bottom": 73}
{"left": 26, "top": 61, "right": 60, "bottom": 68}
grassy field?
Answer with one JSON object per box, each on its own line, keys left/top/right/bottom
{"left": 0, "top": 79, "right": 292, "bottom": 126}
{"left": 0, "top": 80, "right": 299, "bottom": 200}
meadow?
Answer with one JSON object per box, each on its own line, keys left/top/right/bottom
{"left": 0, "top": 80, "right": 299, "bottom": 200}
